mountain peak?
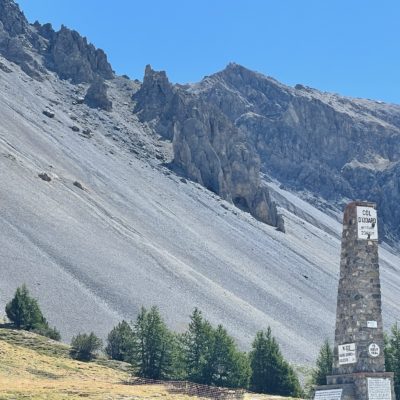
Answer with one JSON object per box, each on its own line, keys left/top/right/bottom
{"left": 0, "top": 0, "right": 29, "bottom": 36}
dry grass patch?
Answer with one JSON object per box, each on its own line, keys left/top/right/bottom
{"left": 0, "top": 328, "right": 298, "bottom": 399}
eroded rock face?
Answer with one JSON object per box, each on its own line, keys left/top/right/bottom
{"left": 0, "top": 0, "right": 29, "bottom": 37}
{"left": 0, "top": 1, "right": 113, "bottom": 83}
{"left": 84, "top": 77, "right": 112, "bottom": 111}
{"left": 194, "top": 63, "right": 400, "bottom": 240}
{"left": 46, "top": 25, "right": 113, "bottom": 83}
{"left": 134, "top": 66, "right": 284, "bottom": 230}
{"left": 0, "top": 1, "right": 43, "bottom": 79}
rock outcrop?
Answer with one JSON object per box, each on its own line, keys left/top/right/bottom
{"left": 0, "top": 0, "right": 113, "bottom": 83}
{"left": 0, "top": 0, "right": 29, "bottom": 36}
{"left": 45, "top": 25, "right": 113, "bottom": 83}
{"left": 0, "top": 0, "right": 44, "bottom": 79}
{"left": 84, "top": 77, "right": 112, "bottom": 111}
{"left": 134, "top": 66, "right": 284, "bottom": 230}
{"left": 193, "top": 63, "right": 400, "bottom": 240}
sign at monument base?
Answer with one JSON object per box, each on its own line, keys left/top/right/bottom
{"left": 314, "top": 388, "right": 343, "bottom": 400}
{"left": 367, "top": 378, "right": 392, "bottom": 400}
{"left": 314, "top": 373, "right": 396, "bottom": 400}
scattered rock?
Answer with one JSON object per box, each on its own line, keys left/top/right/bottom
{"left": 180, "top": 178, "right": 187, "bottom": 184}
{"left": 276, "top": 215, "right": 286, "bottom": 233}
{"left": 0, "top": 61, "right": 12, "bottom": 73}
{"left": 42, "top": 109, "right": 55, "bottom": 118}
{"left": 38, "top": 172, "right": 51, "bottom": 182}
{"left": 70, "top": 125, "right": 80, "bottom": 132}
{"left": 4, "top": 153, "right": 16, "bottom": 161}
{"left": 73, "top": 181, "right": 84, "bottom": 190}
{"left": 80, "top": 128, "right": 93, "bottom": 138}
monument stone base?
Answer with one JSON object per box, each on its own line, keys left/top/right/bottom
{"left": 314, "top": 372, "right": 395, "bottom": 400}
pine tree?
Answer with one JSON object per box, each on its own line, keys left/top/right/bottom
{"left": 5, "top": 284, "right": 61, "bottom": 340}
{"left": 106, "top": 320, "right": 134, "bottom": 361}
{"left": 182, "top": 308, "right": 214, "bottom": 383}
{"left": 250, "top": 327, "right": 302, "bottom": 397}
{"left": 204, "top": 324, "right": 250, "bottom": 388}
{"left": 385, "top": 323, "right": 400, "bottom": 398}
{"left": 311, "top": 339, "right": 333, "bottom": 385}
{"left": 132, "top": 306, "right": 175, "bottom": 379}
{"left": 5, "top": 284, "right": 45, "bottom": 329}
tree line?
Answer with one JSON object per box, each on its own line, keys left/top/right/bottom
{"left": 103, "top": 306, "right": 303, "bottom": 396}
{"left": 3, "top": 284, "right": 400, "bottom": 398}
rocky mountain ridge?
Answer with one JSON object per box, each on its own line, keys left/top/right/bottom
{"left": 3, "top": 0, "right": 400, "bottom": 240}
{"left": 0, "top": 0, "right": 113, "bottom": 83}
{"left": 190, "top": 63, "right": 400, "bottom": 242}
{"left": 1, "top": 0, "right": 400, "bottom": 367}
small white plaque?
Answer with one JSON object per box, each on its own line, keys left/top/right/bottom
{"left": 369, "top": 343, "right": 380, "bottom": 357}
{"left": 367, "top": 321, "right": 378, "bottom": 328}
{"left": 314, "top": 388, "right": 342, "bottom": 400}
{"left": 357, "top": 206, "right": 378, "bottom": 240}
{"left": 338, "top": 343, "right": 356, "bottom": 365}
{"left": 368, "top": 378, "right": 392, "bottom": 400}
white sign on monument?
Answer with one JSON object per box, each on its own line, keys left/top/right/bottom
{"left": 314, "top": 389, "right": 342, "bottom": 400}
{"left": 368, "top": 378, "right": 392, "bottom": 400}
{"left": 357, "top": 206, "right": 378, "bottom": 240}
{"left": 338, "top": 343, "right": 356, "bottom": 365}
{"left": 369, "top": 343, "right": 380, "bottom": 358}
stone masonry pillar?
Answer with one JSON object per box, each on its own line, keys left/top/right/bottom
{"left": 332, "top": 201, "right": 384, "bottom": 374}
{"left": 314, "top": 201, "right": 395, "bottom": 400}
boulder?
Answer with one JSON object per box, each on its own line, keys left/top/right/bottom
{"left": 84, "top": 77, "right": 112, "bottom": 111}
{"left": 42, "top": 109, "right": 55, "bottom": 118}
{"left": 38, "top": 172, "right": 51, "bottom": 182}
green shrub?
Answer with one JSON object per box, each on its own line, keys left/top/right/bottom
{"left": 70, "top": 332, "right": 103, "bottom": 361}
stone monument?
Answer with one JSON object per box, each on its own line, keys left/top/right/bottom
{"left": 314, "top": 201, "right": 395, "bottom": 400}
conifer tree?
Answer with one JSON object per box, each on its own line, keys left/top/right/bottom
{"left": 204, "top": 324, "right": 250, "bottom": 388}
{"left": 182, "top": 308, "right": 214, "bottom": 383}
{"left": 250, "top": 327, "right": 302, "bottom": 397}
{"left": 311, "top": 339, "right": 333, "bottom": 385}
{"left": 5, "top": 284, "right": 61, "bottom": 340}
{"left": 106, "top": 320, "right": 134, "bottom": 361}
{"left": 6, "top": 284, "right": 45, "bottom": 329}
{"left": 132, "top": 306, "right": 175, "bottom": 379}
{"left": 385, "top": 323, "right": 400, "bottom": 398}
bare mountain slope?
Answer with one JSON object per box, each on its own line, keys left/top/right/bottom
{"left": 1, "top": 55, "right": 400, "bottom": 367}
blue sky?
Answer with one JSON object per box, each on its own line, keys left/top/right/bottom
{"left": 18, "top": 0, "right": 400, "bottom": 104}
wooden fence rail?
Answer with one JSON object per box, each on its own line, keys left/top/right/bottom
{"left": 126, "top": 376, "right": 246, "bottom": 399}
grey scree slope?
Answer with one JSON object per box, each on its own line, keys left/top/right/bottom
{"left": 0, "top": 55, "right": 400, "bottom": 366}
